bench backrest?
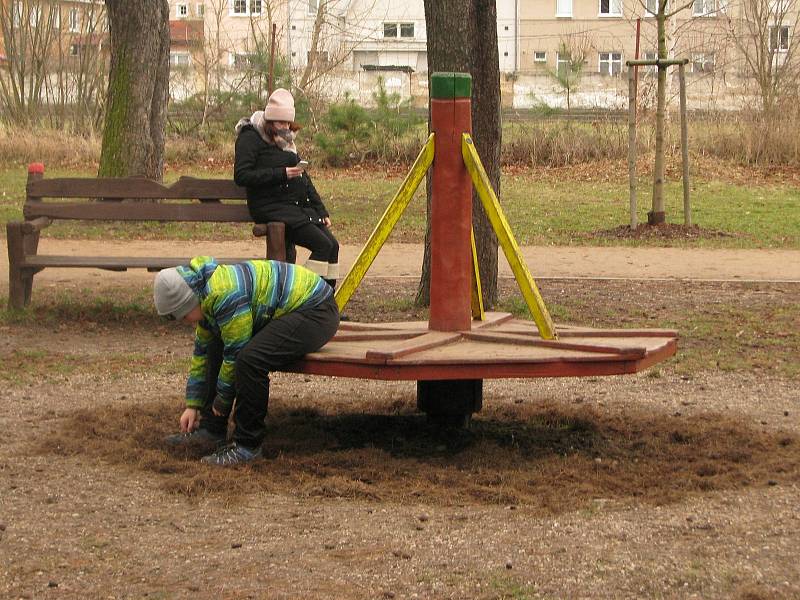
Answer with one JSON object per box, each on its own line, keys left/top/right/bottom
{"left": 25, "top": 174, "right": 251, "bottom": 222}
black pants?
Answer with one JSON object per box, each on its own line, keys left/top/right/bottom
{"left": 198, "top": 294, "right": 340, "bottom": 447}
{"left": 290, "top": 222, "right": 339, "bottom": 265}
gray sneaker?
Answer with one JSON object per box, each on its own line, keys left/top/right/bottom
{"left": 163, "top": 428, "right": 226, "bottom": 451}
{"left": 200, "top": 443, "right": 262, "bottom": 466}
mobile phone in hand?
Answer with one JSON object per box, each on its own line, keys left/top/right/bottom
{"left": 298, "top": 160, "right": 309, "bottom": 170}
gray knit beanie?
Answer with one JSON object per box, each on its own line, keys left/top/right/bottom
{"left": 153, "top": 267, "right": 199, "bottom": 320}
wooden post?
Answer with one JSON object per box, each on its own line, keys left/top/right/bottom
{"left": 419, "top": 72, "right": 481, "bottom": 426}
{"left": 7, "top": 163, "right": 45, "bottom": 309}
{"left": 627, "top": 65, "right": 638, "bottom": 229}
{"left": 633, "top": 17, "right": 641, "bottom": 115}
{"left": 679, "top": 63, "right": 691, "bottom": 226}
{"left": 428, "top": 72, "right": 473, "bottom": 332}
{"left": 268, "top": 23, "right": 277, "bottom": 96}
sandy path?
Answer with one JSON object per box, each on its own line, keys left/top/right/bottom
{"left": 2, "top": 240, "right": 799, "bottom": 293}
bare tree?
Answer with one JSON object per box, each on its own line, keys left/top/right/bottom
{"left": 418, "top": 0, "right": 501, "bottom": 308}
{"left": 293, "top": 0, "right": 379, "bottom": 96}
{"left": 47, "top": 2, "right": 108, "bottom": 131}
{"left": 99, "top": 0, "right": 170, "bottom": 179}
{"left": 726, "top": 0, "right": 800, "bottom": 114}
{"left": 0, "top": 1, "right": 60, "bottom": 123}
{"left": 0, "top": 1, "right": 107, "bottom": 130}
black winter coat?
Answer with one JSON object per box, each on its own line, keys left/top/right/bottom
{"left": 234, "top": 126, "right": 329, "bottom": 228}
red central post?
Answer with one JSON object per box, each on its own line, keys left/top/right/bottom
{"left": 429, "top": 72, "right": 473, "bottom": 331}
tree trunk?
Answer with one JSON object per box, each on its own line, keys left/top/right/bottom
{"left": 417, "top": 0, "right": 501, "bottom": 309}
{"left": 99, "top": 0, "right": 170, "bottom": 180}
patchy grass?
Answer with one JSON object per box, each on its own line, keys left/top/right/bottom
{"left": 1, "top": 164, "right": 798, "bottom": 248}
{"left": 0, "top": 348, "right": 185, "bottom": 386}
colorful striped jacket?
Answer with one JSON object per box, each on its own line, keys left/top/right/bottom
{"left": 177, "top": 256, "right": 332, "bottom": 411}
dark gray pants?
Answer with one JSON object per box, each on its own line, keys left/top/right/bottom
{"left": 198, "top": 294, "right": 339, "bottom": 447}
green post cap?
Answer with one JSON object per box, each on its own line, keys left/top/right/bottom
{"left": 430, "top": 72, "right": 472, "bottom": 99}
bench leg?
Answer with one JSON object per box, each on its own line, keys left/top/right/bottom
{"left": 7, "top": 222, "right": 40, "bottom": 309}
{"left": 264, "top": 222, "right": 297, "bottom": 263}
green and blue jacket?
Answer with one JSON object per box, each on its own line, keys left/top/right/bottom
{"left": 177, "top": 256, "right": 331, "bottom": 411}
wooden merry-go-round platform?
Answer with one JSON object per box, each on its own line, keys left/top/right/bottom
{"left": 287, "top": 312, "right": 677, "bottom": 381}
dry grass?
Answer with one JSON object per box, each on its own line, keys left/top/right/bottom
{"left": 4, "top": 108, "right": 800, "bottom": 171}
{"left": 36, "top": 395, "right": 800, "bottom": 513}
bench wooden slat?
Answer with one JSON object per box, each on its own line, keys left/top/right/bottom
{"left": 8, "top": 169, "right": 290, "bottom": 310}
{"left": 27, "top": 176, "right": 247, "bottom": 200}
{"left": 24, "top": 202, "right": 252, "bottom": 222}
{"left": 21, "top": 256, "right": 263, "bottom": 270}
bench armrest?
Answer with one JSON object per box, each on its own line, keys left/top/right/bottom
{"left": 22, "top": 217, "right": 52, "bottom": 234}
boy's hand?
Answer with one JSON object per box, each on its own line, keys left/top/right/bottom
{"left": 180, "top": 408, "right": 200, "bottom": 432}
{"left": 322, "top": 216, "right": 331, "bottom": 227}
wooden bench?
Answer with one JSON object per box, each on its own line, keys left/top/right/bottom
{"left": 6, "top": 163, "right": 293, "bottom": 309}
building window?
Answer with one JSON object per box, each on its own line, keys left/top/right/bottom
{"left": 170, "top": 52, "right": 191, "bottom": 67}
{"left": 556, "top": 52, "right": 570, "bottom": 75}
{"left": 307, "top": 50, "right": 330, "bottom": 64}
{"left": 599, "top": 51, "right": 622, "bottom": 75}
{"left": 646, "top": 0, "right": 658, "bottom": 14}
{"left": 68, "top": 8, "right": 79, "bottom": 32}
{"left": 69, "top": 44, "right": 79, "bottom": 56}
{"left": 534, "top": 51, "right": 547, "bottom": 62}
{"left": 599, "top": 0, "right": 622, "bottom": 16}
{"left": 691, "top": 52, "right": 715, "bottom": 72}
{"left": 693, "top": 0, "right": 718, "bottom": 15}
{"left": 49, "top": 8, "right": 60, "bottom": 29}
{"left": 556, "top": 0, "right": 573, "bottom": 17}
{"left": 400, "top": 23, "right": 415, "bottom": 38}
{"left": 384, "top": 23, "right": 398, "bottom": 37}
{"left": 177, "top": 4, "right": 188, "bottom": 18}
{"left": 769, "top": 25, "right": 790, "bottom": 51}
{"left": 231, "top": 0, "right": 261, "bottom": 16}
{"left": 197, "top": 4, "right": 205, "bottom": 17}
{"left": 308, "top": 0, "right": 318, "bottom": 13}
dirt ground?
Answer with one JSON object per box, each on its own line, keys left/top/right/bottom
{"left": 1, "top": 243, "right": 799, "bottom": 599}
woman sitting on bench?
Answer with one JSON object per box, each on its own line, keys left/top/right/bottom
{"left": 234, "top": 88, "right": 340, "bottom": 289}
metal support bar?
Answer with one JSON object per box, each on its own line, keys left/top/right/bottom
{"left": 335, "top": 134, "right": 435, "bottom": 311}
{"left": 470, "top": 228, "right": 485, "bottom": 320}
{"left": 461, "top": 134, "right": 557, "bottom": 340}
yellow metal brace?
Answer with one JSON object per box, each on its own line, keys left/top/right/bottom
{"left": 470, "top": 228, "right": 485, "bottom": 320}
{"left": 335, "top": 133, "right": 435, "bottom": 311}
{"left": 461, "top": 133, "right": 558, "bottom": 340}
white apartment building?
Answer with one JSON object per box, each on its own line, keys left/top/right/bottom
{"left": 165, "top": 1, "right": 796, "bottom": 109}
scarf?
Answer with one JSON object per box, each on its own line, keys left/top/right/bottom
{"left": 235, "top": 111, "right": 297, "bottom": 154}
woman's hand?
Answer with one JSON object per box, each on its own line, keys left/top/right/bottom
{"left": 322, "top": 216, "right": 331, "bottom": 228}
{"left": 285, "top": 167, "right": 303, "bottom": 179}
{"left": 180, "top": 408, "right": 200, "bottom": 433}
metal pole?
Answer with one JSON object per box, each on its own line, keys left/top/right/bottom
{"left": 628, "top": 65, "right": 638, "bottom": 229}
{"left": 679, "top": 63, "right": 691, "bottom": 226}
{"left": 268, "top": 23, "right": 276, "bottom": 95}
